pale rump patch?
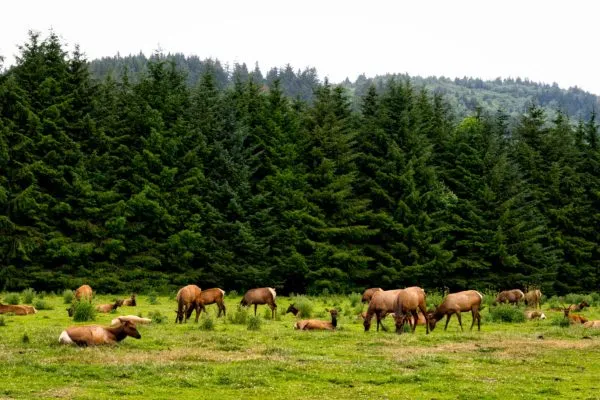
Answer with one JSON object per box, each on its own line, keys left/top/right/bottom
{"left": 268, "top": 288, "right": 276, "bottom": 300}
{"left": 475, "top": 291, "right": 483, "bottom": 301}
{"left": 59, "top": 330, "right": 74, "bottom": 344}
{"left": 219, "top": 289, "right": 225, "bottom": 296}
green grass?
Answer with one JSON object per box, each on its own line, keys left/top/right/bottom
{"left": 0, "top": 293, "right": 600, "bottom": 399}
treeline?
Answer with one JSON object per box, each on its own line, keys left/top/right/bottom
{"left": 1, "top": 33, "right": 599, "bottom": 295}
{"left": 89, "top": 53, "right": 599, "bottom": 119}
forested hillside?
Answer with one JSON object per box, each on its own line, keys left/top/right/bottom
{"left": 1, "top": 33, "right": 599, "bottom": 295}
{"left": 89, "top": 53, "right": 599, "bottom": 119}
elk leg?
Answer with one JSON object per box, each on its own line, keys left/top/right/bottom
{"left": 456, "top": 312, "right": 464, "bottom": 331}
{"left": 477, "top": 310, "right": 481, "bottom": 331}
{"left": 411, "top": 311, "right": 418, "bottom": 333}
{"left": 270, "top": 303, "right": 276, "bottom": 319}
{"left": 222, "top": 303, "right": 227, "bottom": 317}
{"left": 470, "top": 309, "right": 476, "bottom": 331}
{"left": 254, "top": 304, "right": 258, "bottom": 316}
{"left": 419, "top": 304, "right": 430, "bottom": 334}
{"left": 444, "top": 313, "right": 453, "bottom": 330}
{"left": 194, "top": 303, "right": 201, "bottom": 323}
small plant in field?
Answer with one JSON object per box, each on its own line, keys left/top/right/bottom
{"left": 349, "top": 292, "right": 362, "bottom": 307}
{"left": 0, "top": 316, "right": 5, "bottom": 327}
{"left": 427, "top": 291, "right": 445, "bottom": 308}
{"left": 263, "top": 307, "right": 273, "bottom": 320}
{"left": 200, "top": 316, "right": 215, "bottom": 331}
{"left": 72, "top": 301, "right": 96, "bottom": 322}
{"left": 3, "top": 293, "right": 20, "bottom": 305}
{"left": 487, "top": 304, "right": 525, "bottom": 323}
{"left": 147, "top": 291, "right": 159, "bottom": 305}
{"left": 63, "top": 289, "right": 74, "bottom": 304}
{"left": 291, "top": 295, "right": 313, "bottom": 318}
{"left": 591, "top": 292, "right": 600, "bottom": 306}
{"left": 247, "top": 315, "right": 262, "bottom": 331}
{"left": 34, "top": 299, "right": 53, "bottom": 310}
{"left": 546, "top": 296, "right": 561, "bottom": 310}
{"left": 38, "top": 291, "right": 47, "bottom": 299}
{"left": 227, "top": 290, "right": 238, "bottom": 298}
{"left": 21, "top": 288, "right": 35, "bottom": 304}
{"left": 148, "top": 311, "right": 166, "bottom": 324}
{"left": 228, "top": 306, "right": 248, "bottom": 325}
{"left": 550, "top": 315, "right": 570, "bottom": 327}
{"left": 22, "top": 333, "right": 30, "bottom": 344}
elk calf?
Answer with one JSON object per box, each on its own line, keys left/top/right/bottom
{"left": 197, "top": 288, "right": 226, "bottom": 318}
{"left": 294, "top": 309, "right": 338, "bottom": 330}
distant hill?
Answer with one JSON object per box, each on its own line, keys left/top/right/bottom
{"left": 89, "top": 53, "right": 599, "bottom": 121}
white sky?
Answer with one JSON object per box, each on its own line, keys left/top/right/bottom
{"left": 1, "top": 0, "right": 599, "bottom": 95}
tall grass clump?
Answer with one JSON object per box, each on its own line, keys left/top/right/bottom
{"left": 148, "top": 311, "right": 167, "bottom": 324}
{"left": 147, "top": 291, "right": 159, "bottom": 305}
{"left": 3, "top": 293, "right": 20, "bottom": 305}
{"left": 21, "top": 288, "right": 35, "bottom": 304}
{"left": 199, "top": 316, "right": 215, "bottom": 331}
{"left": 349, "top": 292, "right": 362, "bottom": 307}
{"left": 550, "top": 315, "right": 571, "bottom": 327}
{"left": 227, "top": 290, "right": 238, "bottom": 298}
{"left": 290, "top": 295, "right": 313, "bottom": 318}
{"left": 34, "top": 299, "right": 53, "bottom": 310}
{"left": 247, "top": 315, "right": 262, "bottom": 331}
{"left": 487, "top": 304, "right": 525, "bottom": 323}
{"left": 63, "top": 289, "right": 74, "bottom": 304}
{"left": 427, "top": 291, "right": 445, "bottom": 308}
{"left": 0, "top": 316, "right": 5, "bottom": 327}
{"left": 72, "top": 301, "right": 96, "bottom": 322}
{"left": 228, "top": 306, "right": 248, "bottom": 325}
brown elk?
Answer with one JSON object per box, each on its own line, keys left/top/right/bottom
{"left": 0, "top": 303, "right": 37, "bottom": 315}
{"left": 393, "top": 286, "right": 429, "bottom": 334}
{"left": 524, "top": 289, "right": 542, "bottom": 309}
{"left": 524, "top": 310, "right": 546, "bottom": 320}
{"left": 175, "top": 285, "right": 202, "bottom": 323}
{"left": 240, "top": 288, "right": 277, "bottom": 319}
{"left": 286, "top": 304, "right": 300, "bottom": 317}
{"left": 494, "top": 289, "right": 525, "bottom": 305}
{"left": 122, "top": 294, "right": 137, "bottom": 307}
{"left": 361, "top": 288, "right": 383, "bottom": 303}
{"left": 363, "top": 289, "right": 402, "bottom": 332}
{"left": 96, "top": 301, "right": 121, "bottom": 313}
{"left": 59, "top": 317, "right": 144, "bottom": 346}
{"left": 294, "top": 309, "right": 338, "bottom": 330}
{"left": 197, "top": 288, "right": 226, "bottom": 318}
{"left": 427, "top": 290, "right": 484, "bottom": 332}
{"left": 74, "top": 285, "right": 93, "bottom": 302}
{"left": 563, "top": 306, "right": 588, "bottom": 324}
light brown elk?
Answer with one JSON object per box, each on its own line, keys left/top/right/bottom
{"left": 583, "top": 320, "right": 600, "bottom": 328}
{"left": 524, "top": 289, "right": 542, "bottom": 309}
{"left": 563, "top": 306, "right": 588, "bottom": 324}
{"left": 74, "top": 285, "right": 93, "bottom": 302}
{"left": 197, "top": 288, "right": 226, "bottom": 318}
{"left": 122, "top": 294, "right": 137, "bottom": 307}
{"left": 363, "top": 289, "right": 402, "bottom": 332}
{"left": 175, "top": 285, "right": 202, "bottom": 323}
{"left": 494, "top": 289, "right": 525, "bottom": 305}
{"left": 96, "top": 301, "right": 121, "bottom": 313}
{"left": 0, "top": 303, "right": 37, "bottom": 315}
{"left": 59, "top": 317, "right": 143, "bottom": 346}
{"left": 240, "top": 288, "right": 277, "bottom": 319}
{"left": 111, "top": 315, "right": 152, "bottom": 326}
{"left": 294, "top": 309, "right": 338, "bottom": 330}
{"left": 427, "top": 290, "right": 484, "bottom": 331}
{"left": 524, "top": 310, "right": 546, "bottom": 320}
{"left": 393, "top": 286, "right": 429, "bottom": 334}
{"left": 361, "top": 288, "right": 383, "bottom": 303}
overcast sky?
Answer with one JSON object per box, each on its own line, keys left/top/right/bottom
{"left": 2, "top": 0, "right": 599, "bottom": 95}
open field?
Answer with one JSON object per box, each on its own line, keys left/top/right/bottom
{"left": 1, "top": 293, "right": 600, "bottom": 399}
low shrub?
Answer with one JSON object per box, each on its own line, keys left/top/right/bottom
{"left": 487, "top": 304, "right": 525, "bottom": 323}
{"left": 72, "top": 301, "right": 96, "bottom": 322}
{"left": 3, "top": 293, "right": 20, "bottom": 305}
{"left": 199, "top": 316, "right": 215, "bottom": 331}
{"left": 227, "top": 290, "right": 238, "bottom": 298}
{"left": 0, "top": 316, "right": 5, "bottom": 327}
{"left": 228, "top": 306, "right": 248, "bottom": 325}
{"left": 21, "top": 288, "right": 35, "bottom": 304}
{"left": 34, "top": 299, "right": 53, "bottom": 310}
{"left": 147, "top": 291, "right": 159, "bottom": 305}
{"left": 290, "top": 295, "right": 313, "bottom": 318}
{"left": 62, "top": 289, "right": 74, "bottom": 304}
{"left": 349, "top": 292, "right": 362, "bottom": 308}
{"left": 247, "top": 315, "right": 262, "bottom": 331}
{"left": 550, "top": 315, "right": 570, "bottom": 327}
{"left": 148, "top": 311, "right": 167, "bottom": 324}
{"left": 22, "top": 333, "right": 30, "bottom": 343}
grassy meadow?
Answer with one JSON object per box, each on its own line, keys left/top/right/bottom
{"left": 1, "top": 291, "right": 600, "bottom": 399}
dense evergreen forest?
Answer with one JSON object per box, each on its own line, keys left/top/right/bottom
{"left": 89, "top": 53, "right": 599, "bottom": 120}
{"left": 1, "top": 33, "right": 599, "bottom": 295}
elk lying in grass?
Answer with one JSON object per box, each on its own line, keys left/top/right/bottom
{"left": 122, "top": 294, "right": 137, "bottom": 307}
{"left": 0, "top": 303, "right": 37, "bottom": 315}
{"left": 363, "top": 289, "right": 402, "bottom": 332}
{"left": 568, "top": 301, "right": 590, "bottom": 312}
{"left": 583, "top": 320, "right": 600, "bottom": 328}
{"left": 563, "top": 306, "right": 588, "bottom": 324}
{"left": 59, "top": 317, "right": 145, "bottom": 346}
{"left": 74, "top": 285, "right": 93, "bottom": 302}
{"left": 197, "top": 288, "right": 226, "bottom": 318}
{"left": 393, "top": 286, "right": 429, "bottom": 334}
{"left": 111, "top": 315, "right": 152, "bottom": 326}
{"left": 427, "top": 290, "right": 483, "bottom": 332}
{"left": 361, "top": 288, "right": 383, "bottom": 303}
{"left": 96, "top": 301, "right": 121, "bottom": 313}
{"left": 175, "top": 285, "right": 202, "bottom": 323}
{"left": 240, "top": 288, "right": 277, "bottom": 319}
{"left": 524, "top": 289, "right": 542, "bottom": 309}
{"left": 294, "top": 309, "right": 338, "bottom": 330}
{"left": 494, "top": 289, "right": 524, "bottom": 305}
{"left": 524, "top": 310, "right": 546, "bottom": 320}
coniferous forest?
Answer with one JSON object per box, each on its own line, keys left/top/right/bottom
{"left": 1, "top": 32, "right": 599, "bottom": 295}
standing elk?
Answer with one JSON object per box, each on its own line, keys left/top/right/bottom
{"left": 294, "top": 309, "right": 338, "bottom": 330}
{"left": 240, "top": 288, "right": 277, "bottom": 319}
{"left": 0, "top": 303, "right": 37, "bottom": 315}
{"left": 524, "top": 289, "right": 542, "bottom": 309}
{"left": 74, "top": 285, "right": 93, "bottom": 302}
{"left": 122, "top": 294, "right": 137, "bottom": 307}
{"left": 59, "top": 317, "right": 145, "bottom": 346}
{"left": 361, "top": 288, "right": 383, "bottom": 303}
{"left": 363, "top": 289, "right": 402, "bottom": 332}
{"left": 196, "top": 288, "right": 226, "bottom": 318}
{"left": 393, "top": 286, "right": 429, "bottom": 334}
{"left": 494, "top": 289, "right": 525, "bottom": 305}
{"left": 427, "top": 290, "right": 484, "bottom": 332}
{"left": 175, "top": 285, "right": 202, "bottom": 323}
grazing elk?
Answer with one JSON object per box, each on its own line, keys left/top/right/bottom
{"left": 286, "top": 304, "right": 300, "bottom": 317}
{"left": 59, "top": 317, "right": 144, "bottom": 346}
{"left": 427, "top": 290, "right": 484, "bottom": 332}
{"left": 363, "top": 289, "right": 402, "bottom": 332}
{"left": 393, "top": 286, "right": 429, "bottom": 334}
{"left": 494, "top": 289, "right": 525, "bottom": 305}
{"left": 361, "top": 288, "right": 383, "bottom": 304}
{"left": 524, "top": 289, "right": 542, "bottom": 309}
{"left": 96, "top": 301, "right": 121, "bottom": 313}
{"left": 0, "top": 303, "right": 37, "bottom": 315}
{"left": 122, "top": 294, "right": 137, "bottom": 307}
{"left": 175, "top": 285, "right": 202, "bottom": 323}
{"left": 196, "top": 288, "right": 226, "bottom": 318}
{"left": 240, "top": 288, "right": 277, "bottom": 319}
{"left": 294, "top": 309, "right": 338, "bottom": 330}
{"left": 74, "top": 285, "right": 93, "bottom": 302}
{"left": 524, "top": 310, "right": 546, "bottom": 320}
{"left": 563, "top": 306, "right": 588, "bottom": 324}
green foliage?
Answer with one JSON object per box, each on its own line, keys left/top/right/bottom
{"left": 487, "top": 305, "right": 525, "bottom": 323}
{"left": 0, "top": 316, "right": 5, "bottom": 327}
{"left": 62, "top": 290, "right": 74, "bottom": 304}
{"left": 550, "top": 315, "right": 571, "bottom": 327}
{"left": 290, "top": 295, "right": 314, "bottom": 318}
{"left": 71, "top": 301, "right": 96, "bottom": 322}
{"left": 147, "top": 292, "right": 159, "bottom": 305}
{"left": 33, "top": 299, "right": 52, "bottom": 310}
{"left": 22, "top": 333, "right": 30, "bottom": 344}
{"left": 228, "top": 306, "right": 248, "bottom": 325}
{"left": 199, "top": 316, "right": 215, "bottom": 331}
{"left": 247, "top": 315, "right": 262, "bottom": 331}
{"left": 148, "top": 311, "right": 166, "bottom": 324}
{"left": 348, "top": 292, "right": 362, "bottom": 308}
{"left": 3, "top": 293, "right": 20, "bottom": 305}
{"left": 21, "top": 288, "right": 35, "bottom": 304}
